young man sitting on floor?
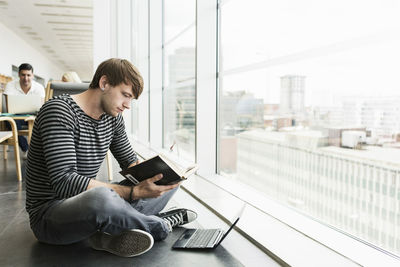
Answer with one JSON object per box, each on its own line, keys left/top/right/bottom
{"left": 25, "top": 58, "right": 197, "bottom": 257}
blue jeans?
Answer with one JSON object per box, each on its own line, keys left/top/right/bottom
{"left": 6, "top": 120, "right": 28, "bottom": 152}
{"left": 32, "top": 182, "right": 178, "bottom": 245}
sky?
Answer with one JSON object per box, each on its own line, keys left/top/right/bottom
{"left": 220, "top": 0, "right": 400, "bottom": 106}
{"left": 162, "top": 0, "right": 400, "bottom": 107}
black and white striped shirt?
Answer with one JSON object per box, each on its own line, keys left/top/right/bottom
{"left": 25, "top": 95, "right": 137, "bottom": 227}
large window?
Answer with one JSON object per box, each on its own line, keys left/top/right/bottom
{"left": 163, "top": 0, "right": 196, "bottom": 161}
{"left": 218, "top": 0, "right": 400, "bottom": 256}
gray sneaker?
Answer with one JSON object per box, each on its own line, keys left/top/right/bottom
{"left": 158, "top": 208, "right": 197, "bottom": 230}
{"left": 88, "top": 229, "right": 154, "bottom": 257}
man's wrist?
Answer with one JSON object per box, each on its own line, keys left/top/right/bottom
{"left": 132, "top": 186, "right": 140, "bottom": 200}
{"left": 128, "top": 186, "right": 134, "bottom": 203}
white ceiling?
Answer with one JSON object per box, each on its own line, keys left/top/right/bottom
{"left": 0, "top": 0, "right": 93, "bottom": 80}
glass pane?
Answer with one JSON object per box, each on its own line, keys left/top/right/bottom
{"left": 164, "top": 0, "right": 196, "bottom": 43}
{"left": 219, "top": 0, "right": 400, "bottom": 256}
{"left": 163, "top": 0, "right": 196, "bottom": 161}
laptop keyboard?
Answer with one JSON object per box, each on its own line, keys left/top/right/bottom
{"left": 186, "top": 229, "right": 221, "bottom": 248}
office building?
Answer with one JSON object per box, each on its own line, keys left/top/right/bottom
{"left": 280, "top": 75, "right": 306, "bottom": 115}
{"left": 237, "top": 130, "right": 400, "bottom": 254}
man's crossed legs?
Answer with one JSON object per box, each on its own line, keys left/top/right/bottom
{"left": 32, "top": 184, "right": 196, "bottom": 257}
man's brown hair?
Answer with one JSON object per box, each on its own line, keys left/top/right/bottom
{"left": 89, "top": 58, "right": 143, "bottom": 98}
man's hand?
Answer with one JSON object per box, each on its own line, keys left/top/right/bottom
{"left": 133, "top": 174, "right": 179, "bottom": 199}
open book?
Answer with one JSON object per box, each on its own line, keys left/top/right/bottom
{"left": 119, "top": 154, "right": 199, "bottom": 186}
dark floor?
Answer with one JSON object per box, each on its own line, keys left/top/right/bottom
{"left": 0, "top": 151, "right": 244, "bottom": 267}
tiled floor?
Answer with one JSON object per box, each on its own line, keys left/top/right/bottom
{"left": 0, "top": 151, "right": 249, "bottom": 267}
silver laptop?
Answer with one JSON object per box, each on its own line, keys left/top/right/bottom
{"left": 7, "top": 95, "right": 42, "bottom": 114}
{"left": 172, "top": 205, "right": 245, "bottom": 249}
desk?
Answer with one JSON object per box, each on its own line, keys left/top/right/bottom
{"left": 0, "top": 114, "right": 35, "bottom": 144}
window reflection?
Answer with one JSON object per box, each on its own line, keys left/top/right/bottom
{"left": 163, "top": 0, "right": 196, "bottom": 161}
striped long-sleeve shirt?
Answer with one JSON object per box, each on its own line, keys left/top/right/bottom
{"left": 25, "top": 94, "right": 137, "bottom": 228}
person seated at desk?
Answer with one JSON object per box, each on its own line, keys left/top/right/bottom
{"left": 4, "top": 63, "right": 45, "bottom": 158}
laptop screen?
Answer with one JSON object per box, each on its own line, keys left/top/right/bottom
{"left": 218, "top": 204, "right": 246, "bottom": 245}
{"left": 216, "top": 217, "right": 240, "bottom": 246}
{"left": 7, "top": 95, "right": 43, "bottom": 114}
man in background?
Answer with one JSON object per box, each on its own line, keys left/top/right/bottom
{"left": 4, "top": 63, "right": 45, "bottom": 97}
{"left": 4, "top": 63, "right": 45, "bottom": 158}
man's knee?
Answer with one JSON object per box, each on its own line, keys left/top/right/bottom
{"left": 83, "top": 187, "right": 124, "bottom": 214}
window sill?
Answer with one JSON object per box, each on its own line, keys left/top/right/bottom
{"left": 130, "top": 138, "right": 400, "bottom": 266}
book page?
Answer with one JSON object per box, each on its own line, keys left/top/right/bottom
{"left": 159, "top": 154, "right": 186, "bottom": 178}
{"left": 184, "top": 164, "right": 199, "bottom": 178}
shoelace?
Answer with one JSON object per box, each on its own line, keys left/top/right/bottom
{"left": 164, "top": 212, "right": 184, "bottom": 228}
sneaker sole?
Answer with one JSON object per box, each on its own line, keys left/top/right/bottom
{"left": 89, "top": 229, "right": 154, "bottom": 257}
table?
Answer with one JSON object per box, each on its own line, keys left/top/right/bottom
{"left": 0, "top": 114, "right": 36, "bottom": 144}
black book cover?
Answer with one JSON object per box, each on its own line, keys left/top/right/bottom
{"left": 120, "top": 155, "right": 183, "bottom": 186}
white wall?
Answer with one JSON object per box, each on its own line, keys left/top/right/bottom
{"left": 0, "top": 22, "right": 63, "bottom": 82}
{"left": 92, "top": 0, "right": 111, "bottom": 69}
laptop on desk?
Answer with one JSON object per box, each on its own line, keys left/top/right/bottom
{"left": 172, "top": 205, "right": 245, "bottom": 249}
{"left": 6, "top": 95, "right": 42, "bottom": 115}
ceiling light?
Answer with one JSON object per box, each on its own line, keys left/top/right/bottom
{"left": 52, "top": 28, "right": 92, "bottom": 32}
{"left": 62, "top": 39, "right": 92, "bottom": 41}
{"left": 34, "top": 4, "right": 91, "bottom": 9}
{"left": 56, "top": 33, "right": 92, "bottom": 37}
{"left": 19, "top": 26, "right": 32, "bottom": 30}
{"left": 41, "top": 13, "right": 92, "bottom": 18}
{"left": 47, "top": 21, "right": 92, "bottom": 25}
{"left": 63, "top": 42, "right": 91, "bottom": 45}
{"left": 65, "top": 49, "right": 91, "bottom": 51}
{"left": 64, "top": 44, "right": 91, "bottom": 47}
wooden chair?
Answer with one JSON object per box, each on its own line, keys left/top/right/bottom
{"left": 1, "top": 91, "right": 36, "bottom": 145}
{"left": 0, "top": 117, "right": 22, "bottom": 181}
{"left": 8, "top": 115, "right": 36, "bottom": 144}
{"left": 45, "top": 81, "right": 113, "bottom": 181}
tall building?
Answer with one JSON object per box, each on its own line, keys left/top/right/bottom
{"left": 342, "top": 96, "right": 400, "bottom": 137}
{"left": 168, "top": 47, "right": 196, "bottom": 85}
{"left": 280, "top": 75, "right": 306, "bottom": 115}
{"left": 360, "top": 97, "right": 400, "bottom": 137}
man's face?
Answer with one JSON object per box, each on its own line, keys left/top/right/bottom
{"left": 100, "top": 82, "right": 136, "bottom": 117}
{"left": 19, "top": 69, "right": 33, "bottom": 88}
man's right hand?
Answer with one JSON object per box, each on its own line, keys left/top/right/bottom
{"left": 132, "top": 174, "right": 180, "bottom": 199}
